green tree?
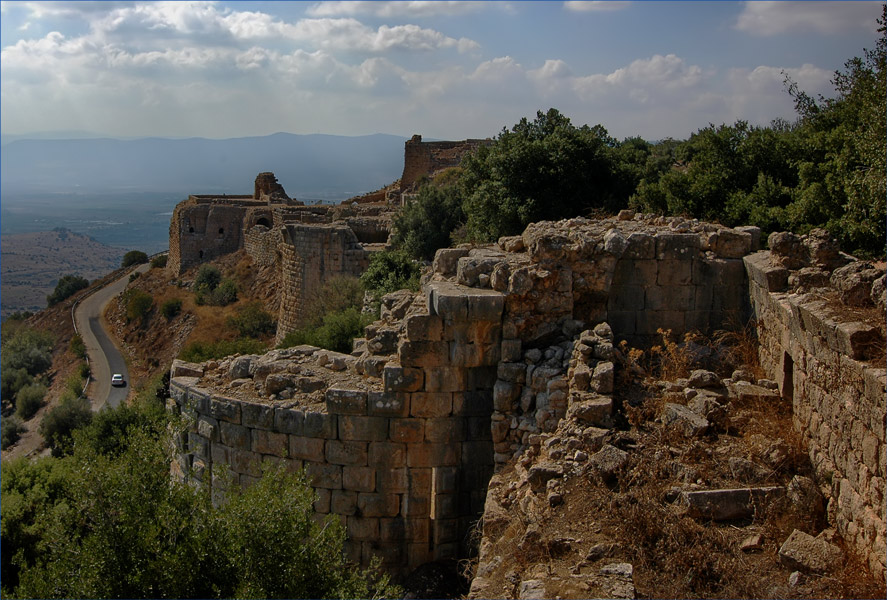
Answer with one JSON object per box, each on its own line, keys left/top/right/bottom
{"left": 208, "top": 278, "right": 238, "bottom": 306}
{"left": 39, "top": 395, "right": 93, "bottom": 457}
{"left": 124, "top": 289, "right": 154, "bottom": 322}
{"left": 150, "top": 254, "right": 168, "bottom": 268}
{"left": 460, "top": 108, "right": 628, "bottom": 241}
{"left": 179, "top": 338, "right": 267, "bottom": 363}
{"left": 69, "top": 333, "right": 86, "bottom": 359}
{"left": 392, "top": 183, "right": 465, "bottom": 261}
{"left": 14, "top": 383, "right": 47, "bottom": 420}
{"left": 194, "top": 264, "right": 222, "bottom": 292}
{"left": 160, "top": 298, "right": 183, "bottom": 320}
{"left": 279, "top": 307, "right": 373, "bottom": 354}
{"left": 46, "top": 274, "right": 89, "bottom": 306}
{"left": 360, "top": 250, "right": 421, "bottom": 298}
{"left": 1, "top": 417, "right": 24, "bottom": 450}
{"left": 121, "top": 250, "right": 149, "bottom": 267}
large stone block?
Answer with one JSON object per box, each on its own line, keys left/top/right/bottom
{"left": 368, "top": 391, "right": 409, "bottom": 417}
{"left": 325, "top": 388, "right": 368, "bottom": 415}
{"left": 303, "top": 412, "right": 337, "bottom": 439}
{"left": 712, "top": 229, "right": 752, "bottom": 258}
{"left": 407, "top": 442, "right": 461, "bottom": 467}
{"left": 331, "top": 489, "right": 358, "bottom": 515}
{"left": 624, "top": 232, "right": 655, "bottom": 259}
{"left": 682, "top": 486, "right": 784, "bottom": 520}
{"left": 608, "top": 284, "right": 646, "bottom": 311}
{"left": 389, "top": 418, "right": 425, "bottom": 443}
{"left": 433, "top": 248, "right": 470, "bottom": 277}
{"left": 424, "top": 366, "right": 468, "bottom": 392}
{"left": 289, "top": 436, "right": 326, "bottom": 461}
{"left": 778, "top": 529, "right": 844, "bottom": 573}
{"left": 380, "top": 517, "right": 429, "bottom": 543}
{"left": 358, "top": 493, "right": 400, "bottom": 517}
{"left": 339, "top": 415, "right": 389, "bottom": 441}
{"left": 452, "top": 391, "right": 493, "bottom": 417}
{"left": 231, "top": 449, "right": 262, "bottom": 478}
{"left": 656, "top": 232, "right": 700, "bottom": 259}
{"left": 197, "top": 415, "right": 219, "bottom": 442}
{"left": 399, "top": 340, "right": 450, "bottom": 368}
{"left": 411, "top": 392, "right": 453, "bottom": 417}
{"left": 241, "top": 403, "right": 273, "bottom": 430}
{"left": 343, "top": 466, "right": 376, "bottom": 492}
{"left": 220, "top": 421, "right": 251, "bottom": 450}
{"left": 306, "top": 462, "right": 343, "bottom": 489}
{"left": 425, "top": 418, "right": 466, "bottom": 442}
{"left": 368, "top": 442, "right": 407, "bottom": 467}
{"left": 252, "top": 429, "right": 287, "bottom": 457}
{"left": 274, "top": 408, "right": 304, "bottom": 435}
{"left": 210, "top": 396, "right": 241, "bottom": 424}
{"left": 657, "top": 259, "right": 692, "bottom": 286}
{"left": 405, "top": 314, "right": 444, "bottom": 341}
{"left": 383, "top": 365, "right": 425, "bottom": 392}
{"left": 346, "top": 516, "right": 380, "bottom": 541}
{"left": 326, "top": 440, "right": 369, "bottom": 466}
{"left": 646, "top": 285, "right": 694, "bottom": 311}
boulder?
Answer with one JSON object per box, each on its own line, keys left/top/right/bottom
{"left": 830, "top": 261, "right": 881, "bottom": 307}
{"left": 587, "top": 444, "right": 629, "bottom": 481}
{"left": 527, "top": 462, "right": 564, "bottom": 493}
{"left": 688, "top": 369, "right": 721, "bottom": 388}
{"left": 660, "top": 403, "right": 709, "bottom": 437}
{"left": 778, "top": 529, "right": 843, "bottom": 573}
{"left": 682, "top": 486, "right": 784, "bottom": 520}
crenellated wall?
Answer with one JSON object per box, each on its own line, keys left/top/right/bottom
{"left": 400, "top": 134, "right": 492, "bottom": 192}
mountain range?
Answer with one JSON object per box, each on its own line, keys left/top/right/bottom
{"left": 0, "top": 132, "right": 408, "bottom": 200}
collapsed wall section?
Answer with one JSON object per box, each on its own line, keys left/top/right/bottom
{"left": 168, "top": 200, "right": 252, "bottom": 275}
{"left": 400, "top": 134, "right": 492, "bottom": 191}
{"left": 745, "top": 247, "right": 886, "bottom": 579}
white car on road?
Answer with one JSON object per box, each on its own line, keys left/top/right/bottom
{"left": 111, "top": 374, "right": 125, "bottom": 387}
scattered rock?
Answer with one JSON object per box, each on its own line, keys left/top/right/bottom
{"left": 688, "top": 369, "right": 720, "bottom": 388}
{"left": 660, "top": 403, "right": 709, "bottom": 437}
{"left": 527, "top": 462, "right": 564, "bottom": 493}
{"left": 517, "top": 579, "right": 547, "bottom": 599}
{"left": 778, "top": 529, "right": 843, "bottom": 573}
{"left": 682, "top": 486, "right": 784, "bottom": 521}
{"left": 587, "top": 444, "right": 629, "bottom": 481}
{"left": 831, "top": 261, "right": 881, "bottom": 307}
{"left": 586, "top": 542, "right": 620, "bottom": 562}
{"left": 740, "top": 533, "right": 764, "bottom": 552}
{"left": 788, "top": 570, "right": 806, "bottom": 587}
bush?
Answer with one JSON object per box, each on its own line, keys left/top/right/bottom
{"left": 208, "top": 278, "right": 238, "bottom": 306}
{"left": 14, "top": 383, "right": 47, "bottom": 420}
{"left": 1, "top": 417, "right": 25, "bottom": 450}
{"left": 392, "top": 183, "right": 465, "bottom": 261}
{"left": 278, "top": 307, "right": 373, "bottom": 354}
{"left": 69, "top": 333, "right": 86, "bottom": 359}
{"left": 121, "top": 250, "right": 148, "bottom": 267}
{"left": 124, "top": 289, "right": 153, "bottom": 322}
{"left": 46, "top": 274, "right": 89, "bottom": 307}
{"left": 227, "top": 302, "right": 275, "bottom": 338}
{"left": 301, "top": 276, "right": 365, "bottom": 328}
{"left": 150, "top": 254, "right": 168, "bottom": 268}
{"left": 360, "top": 250, "right": 421, "bottom": 298}
{"left": 78, "top": 362, "right": 90, "bottom": 380}
{"left": 40, "top": 394, "right": 93, "bottom": 457}
{"left": 179, "top": 338, "right": 267, "bottom": 363}
{"left": 129, "top": 271, "right": 141, "bottom": 282}
{"left": 1, "top": 327, "right": 54, "bottom": 386}
{"left": 194, "top": 264, "right": 222, "bottom": 292}
{"left": 1, "top": 368, "right": 33, "bottom": 403}
{"left": 160, "top": 298, "right": 183, "bottom": 320}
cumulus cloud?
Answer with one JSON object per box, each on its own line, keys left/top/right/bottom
{"left": 735, "top": 1, "right": 881, "bottom": 36}
{"left": 306, "top": 1, "right": 487, "bottom": 18}
{"left": 564, "top": 1, "right": 631, "bottom": 12}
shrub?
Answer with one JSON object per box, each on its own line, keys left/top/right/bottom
{"left": 150, "top": 254, "right": 168, "bottom": 268}
{"left": 278, "top": 307, "right": 373, "bottom": 354}
{"left": 129, "top": 271, "right": 141, "bottom": 282}
{"left": 1, "top": 326, "right": 54, "bottom": 380}
{"left": 1, "top": 368, "right": 33, "bottom": 403}
{"left": 160, "top": 298, "right": 183, "bottom": 320}
{"left": 227, "top": 302, "right": 275, "bottom": 338}
{"left": 46, "top": 274, "right": 89, "bottom": 307}
{"left": 360, "top": 250, "right": 421, "bottom": 298}
{"left": 179, "top": 338, "right": 267, "bottom": 363}
{"left": 14, "top": 383, "right": 47, "bottom": 420}
{"left": 78, "top": 362, "right": 90, "bottom": 380}
{"left": 1, "top": 417, "right": 25, "bottom": 450}
{"left": 40, "top": 394, "right": 93, "bottom": 457}
{"left": 121, "top": 250, "right": 148, "bottom": 267}
{"left": 124, "top": 289, "right": 153, "bottom": 322}
{"left": 392, "top": 183, "right": 465, "bottom": 261}
{"left": 69, "top": 333, "right": 86, "bottom": 359}
{"left": 301, "top": 276, "right": 365, "bottom": 328}
{"left": 208, "top": 278, "right": 238, "bottom": 306}
{"left": 194, "top": 264, "right": 222, "bottom": 292}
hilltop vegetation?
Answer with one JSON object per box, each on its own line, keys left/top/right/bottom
{"left": 392, "top": 12, "right": 885, "bottom": 259}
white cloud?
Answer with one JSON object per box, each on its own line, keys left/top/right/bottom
{"left": 306, "top": 1, "right": 487, "bottom": 18}
{"left": 735, "top": 1, "right": 881, "bottom": 36}
{"left": 564, "top": 1, "right": 631, "bottom": 12}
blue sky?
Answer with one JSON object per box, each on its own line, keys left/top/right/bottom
{"left": 1, "top": 1, "right": 882, "bottom": 141}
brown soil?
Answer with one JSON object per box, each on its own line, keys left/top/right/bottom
{"left": 470, "top": 381, "right": 885, "bottom": 600}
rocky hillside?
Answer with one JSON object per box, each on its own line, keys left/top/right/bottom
{"left": 1, "top": 228, "right": 125, "bottom": 318}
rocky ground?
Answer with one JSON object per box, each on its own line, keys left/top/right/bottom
{"left": 468, "top": 353, "right": 886, "bottom": 599}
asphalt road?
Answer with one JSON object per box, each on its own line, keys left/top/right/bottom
{"left": 75, "top": 264, "right": 149, "bottom": 410}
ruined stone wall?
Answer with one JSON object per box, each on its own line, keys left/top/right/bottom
{"left": 400, "top": 134, "right": 491, "bottom": 191}
{"left": 243, "top": 225, "right": 280, "bottom": 267}
{"left": 168, "top": 200, "right": 254, "bottom": 275}
{"left": 745, "top": 245, "right": 886, "bottom": 579}
{"left": 275, "top": 224, "right": 370, "bottom": 341}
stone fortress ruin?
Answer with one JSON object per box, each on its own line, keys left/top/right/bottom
{"left": 165, "top": 137, "right": 886, "bottom": 583}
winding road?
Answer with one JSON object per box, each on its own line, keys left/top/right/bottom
{"left": 75, "top": 264, "right": 150, "bottom": 410}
